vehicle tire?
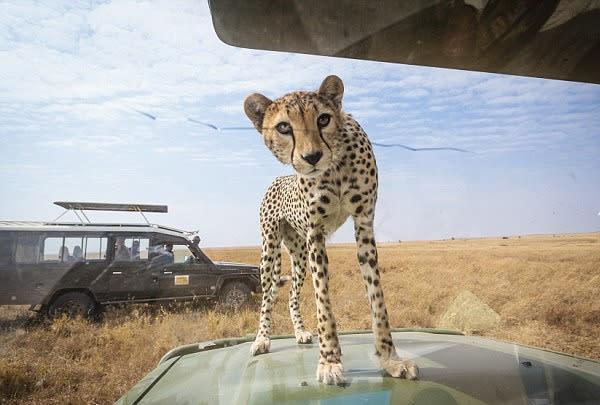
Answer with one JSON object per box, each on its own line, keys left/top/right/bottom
{"left": 219, "top": 281, "right": 252, "bottom": 310}
{"left": 48, "top": 292, "right": 96, "bottom": 318}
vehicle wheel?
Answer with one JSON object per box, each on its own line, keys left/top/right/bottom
{"left": 49, "top": 292, "right": 96, "bottom": 318}
{"left": 220, "top": 282, "right": 251, "bottom": 310}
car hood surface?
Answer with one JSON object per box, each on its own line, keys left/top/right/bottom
{"left": 115, "top": 330, "right": 600, "bottom": 405}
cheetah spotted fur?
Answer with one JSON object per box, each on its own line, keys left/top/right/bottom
{"left": 244, "top": 75, "right": 419, "bottom": 385}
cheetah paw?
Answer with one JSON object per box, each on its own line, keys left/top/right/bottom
{"left": 380, "top": 355, "right": 419, "bottom": 380}
{"left": 295, "top": 330, "right": 313, "bottom": 344}
{"left": 250, "top": 336, "right": 270, "bottom": 356}
{"left": 316, "top": 362, "right": 346, "bottom": 385}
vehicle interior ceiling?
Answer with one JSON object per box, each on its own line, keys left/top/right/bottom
{"left": 209, "top": 0, "right": 600, "bottom": 85}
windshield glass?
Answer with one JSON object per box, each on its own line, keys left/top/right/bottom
{"left": 0, "top": 1, "right": 598, "bottom": 404}
{"left": 172, "top": 245, "right": 193, "bottom": 264}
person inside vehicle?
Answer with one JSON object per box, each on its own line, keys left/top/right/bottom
{"left": 58, "top": 246, "right": 71, "bottom": 262}
{"left": 131, "top": 240, "right": 140, "bottom": 260}
{"left": 72, "top": 245, "right": 84, "bottom": 261}
{"left": 115, "top": 238, "right": 130, "bottom": 261}
{"left": 150, "top": 243, "right": 174, "bottom": 266}
{"left": 191, "top": 235, "right": 201, "bottom": 248}
{"left": 184, "top": 236, "right": 201, "bottom": 263}
{"left": 163, "top": 244, "right": 174, "bottom": 263}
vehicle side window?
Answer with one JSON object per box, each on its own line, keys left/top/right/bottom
{"left": 15, "top": 235, "right": 41, "bottom": 263}
{"left": 85, "top": 237, "right": 107, "bottom": 260}
{"left": 0, "top": 235, "right": 12, "bottom": 264}
{"left": 43, "top": 237, "right": 65, "bottom": 262}
{"left": 64, "top": 237, "right": 85, "bottom": 262}
{"left": 176, "top": 245, "right": 195, "bottom": 264}
{"left": 113, "top": 237, "right": 149, "bottom": 262}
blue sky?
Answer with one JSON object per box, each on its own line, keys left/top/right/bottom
{"left": 1, "top": 0, "right": 599, "bottom": 247}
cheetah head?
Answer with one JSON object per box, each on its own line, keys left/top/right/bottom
{"left": 244, "top": 75, "right": 344, "bottom": 177}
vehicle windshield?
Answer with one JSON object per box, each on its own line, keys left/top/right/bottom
{"left": 0, "top": 1, "right": 598, "bottom": 404}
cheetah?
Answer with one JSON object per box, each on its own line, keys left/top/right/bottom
{"left": 244, "top": 75, "right": 419, "bottom": 385}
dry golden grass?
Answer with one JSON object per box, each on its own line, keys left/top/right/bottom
{"left": 1, "top": 233, "right": 599, "bottom": 404}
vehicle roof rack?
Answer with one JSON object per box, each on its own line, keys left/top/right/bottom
{"left": 53, "top": 201, "right": 168, "bottom": 224}
{"left": 54, "top": 201, "right": 168, "bottom": 213}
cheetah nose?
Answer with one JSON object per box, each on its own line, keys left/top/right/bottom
{"left": 302, "top": 151, "right": 323, "bottom": 166}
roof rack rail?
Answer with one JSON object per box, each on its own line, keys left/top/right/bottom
{"left": 53, "top": 201, "right": 168, "bottom": 225}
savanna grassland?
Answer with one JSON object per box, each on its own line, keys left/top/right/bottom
{"left": 1, "top": 233, "right": 599, "bottom": 404}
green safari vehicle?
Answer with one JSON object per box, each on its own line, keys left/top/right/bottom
{"left": 115, "top": 329, "right": 600, "bottom": 404}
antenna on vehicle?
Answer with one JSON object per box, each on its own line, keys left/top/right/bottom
{"left": 52, "top": 201, "right": 168, "bottom": 224}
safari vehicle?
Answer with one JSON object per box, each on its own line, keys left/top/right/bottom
{"left": 116, "top": 329, "right": 600, "bottom": 404}
{"left": 0, "top": 202, "right": 260, "bottom": 316}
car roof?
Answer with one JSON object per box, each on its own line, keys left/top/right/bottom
{"left": 116, "top": 329, "right": 600, "bottom": 404}
{"left": 0, "top": 221, "right": 191, "bottom": 239}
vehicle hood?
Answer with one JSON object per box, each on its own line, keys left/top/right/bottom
{"left": 115, "top": 329, "right": 600, "bottom": 405}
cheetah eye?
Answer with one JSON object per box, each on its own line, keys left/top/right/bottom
{"left": 275, "top": 122, "right": 292, "bottom": 135}
{"left": 317, "top": 114, "right": 331, "bottom": 128}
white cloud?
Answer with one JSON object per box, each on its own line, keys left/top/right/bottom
{"left": 36, "top": 134, "right": 129, "bottom": 151}
{"left": 428, "top": 105, "right": 447, "bottom": 112}
{"left": 402, "top": 88, "right": 430, "bottom": 98}
{"left": 153, "top": 146, "right": 188, "bottom": 154}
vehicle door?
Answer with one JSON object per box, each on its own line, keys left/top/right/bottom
{"left": 104, "top": 236, "right": 156, "bottom": 301}
{"left": 0, "top": 232, "right": 53, "bottom": 305}
{"left": 7, "top": 234, "right": 87, "bottom": 305}
{"left": 49, "top": 235, "right": 110, "bottom": 296}
{"left": 152, "top": 244, "right": 219, "bottom": 298}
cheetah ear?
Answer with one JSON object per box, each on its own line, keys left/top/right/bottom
{"left": 318, "top": 75, "right": 344, "bottom": 110}
{"left": 244, "top": 93, "right": 273, "bottom": 132}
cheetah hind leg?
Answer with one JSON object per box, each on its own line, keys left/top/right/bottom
{"left": 250, "top": 336, "right": 271, "bottom": 356}
{"left": 291, "top": 266, "right": 313, "bottom": 344}
{"left": 282, "top": 233, "right": 313, "bottom": 344}
{"left": 251, "top": 237, "right": 283, "bottom": 356}
{"left": 251, "top": 282, "right": 291, "bottom": 355}
{"left": 250, "top": 273, "right": 292, "bottom": 355}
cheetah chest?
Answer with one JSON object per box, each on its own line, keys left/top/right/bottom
{"left": 288, "top": 174, "right": 352, "bottom": 239}
{"left": 319, "top": 195, "right": 350, "bottom": 237}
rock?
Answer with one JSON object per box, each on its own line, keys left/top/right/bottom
{"left": 438, "top": 290, "right": 501, "bottom": 333}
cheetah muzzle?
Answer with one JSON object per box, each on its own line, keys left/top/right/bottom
{"left": 244, "top": 75, "right": 419, "bottom": 385}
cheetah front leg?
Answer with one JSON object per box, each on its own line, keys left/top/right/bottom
{"left": 282, "top": 229, "right": 313, "bottom": 344}
{"left": 251, "top": 231, "right": 282, "bottom": 356}
{"left": 353, "top": 216, "right": 419, "bottom": 380}
{"left": 307, "top": 230, "right": 345, "bottom": 385}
